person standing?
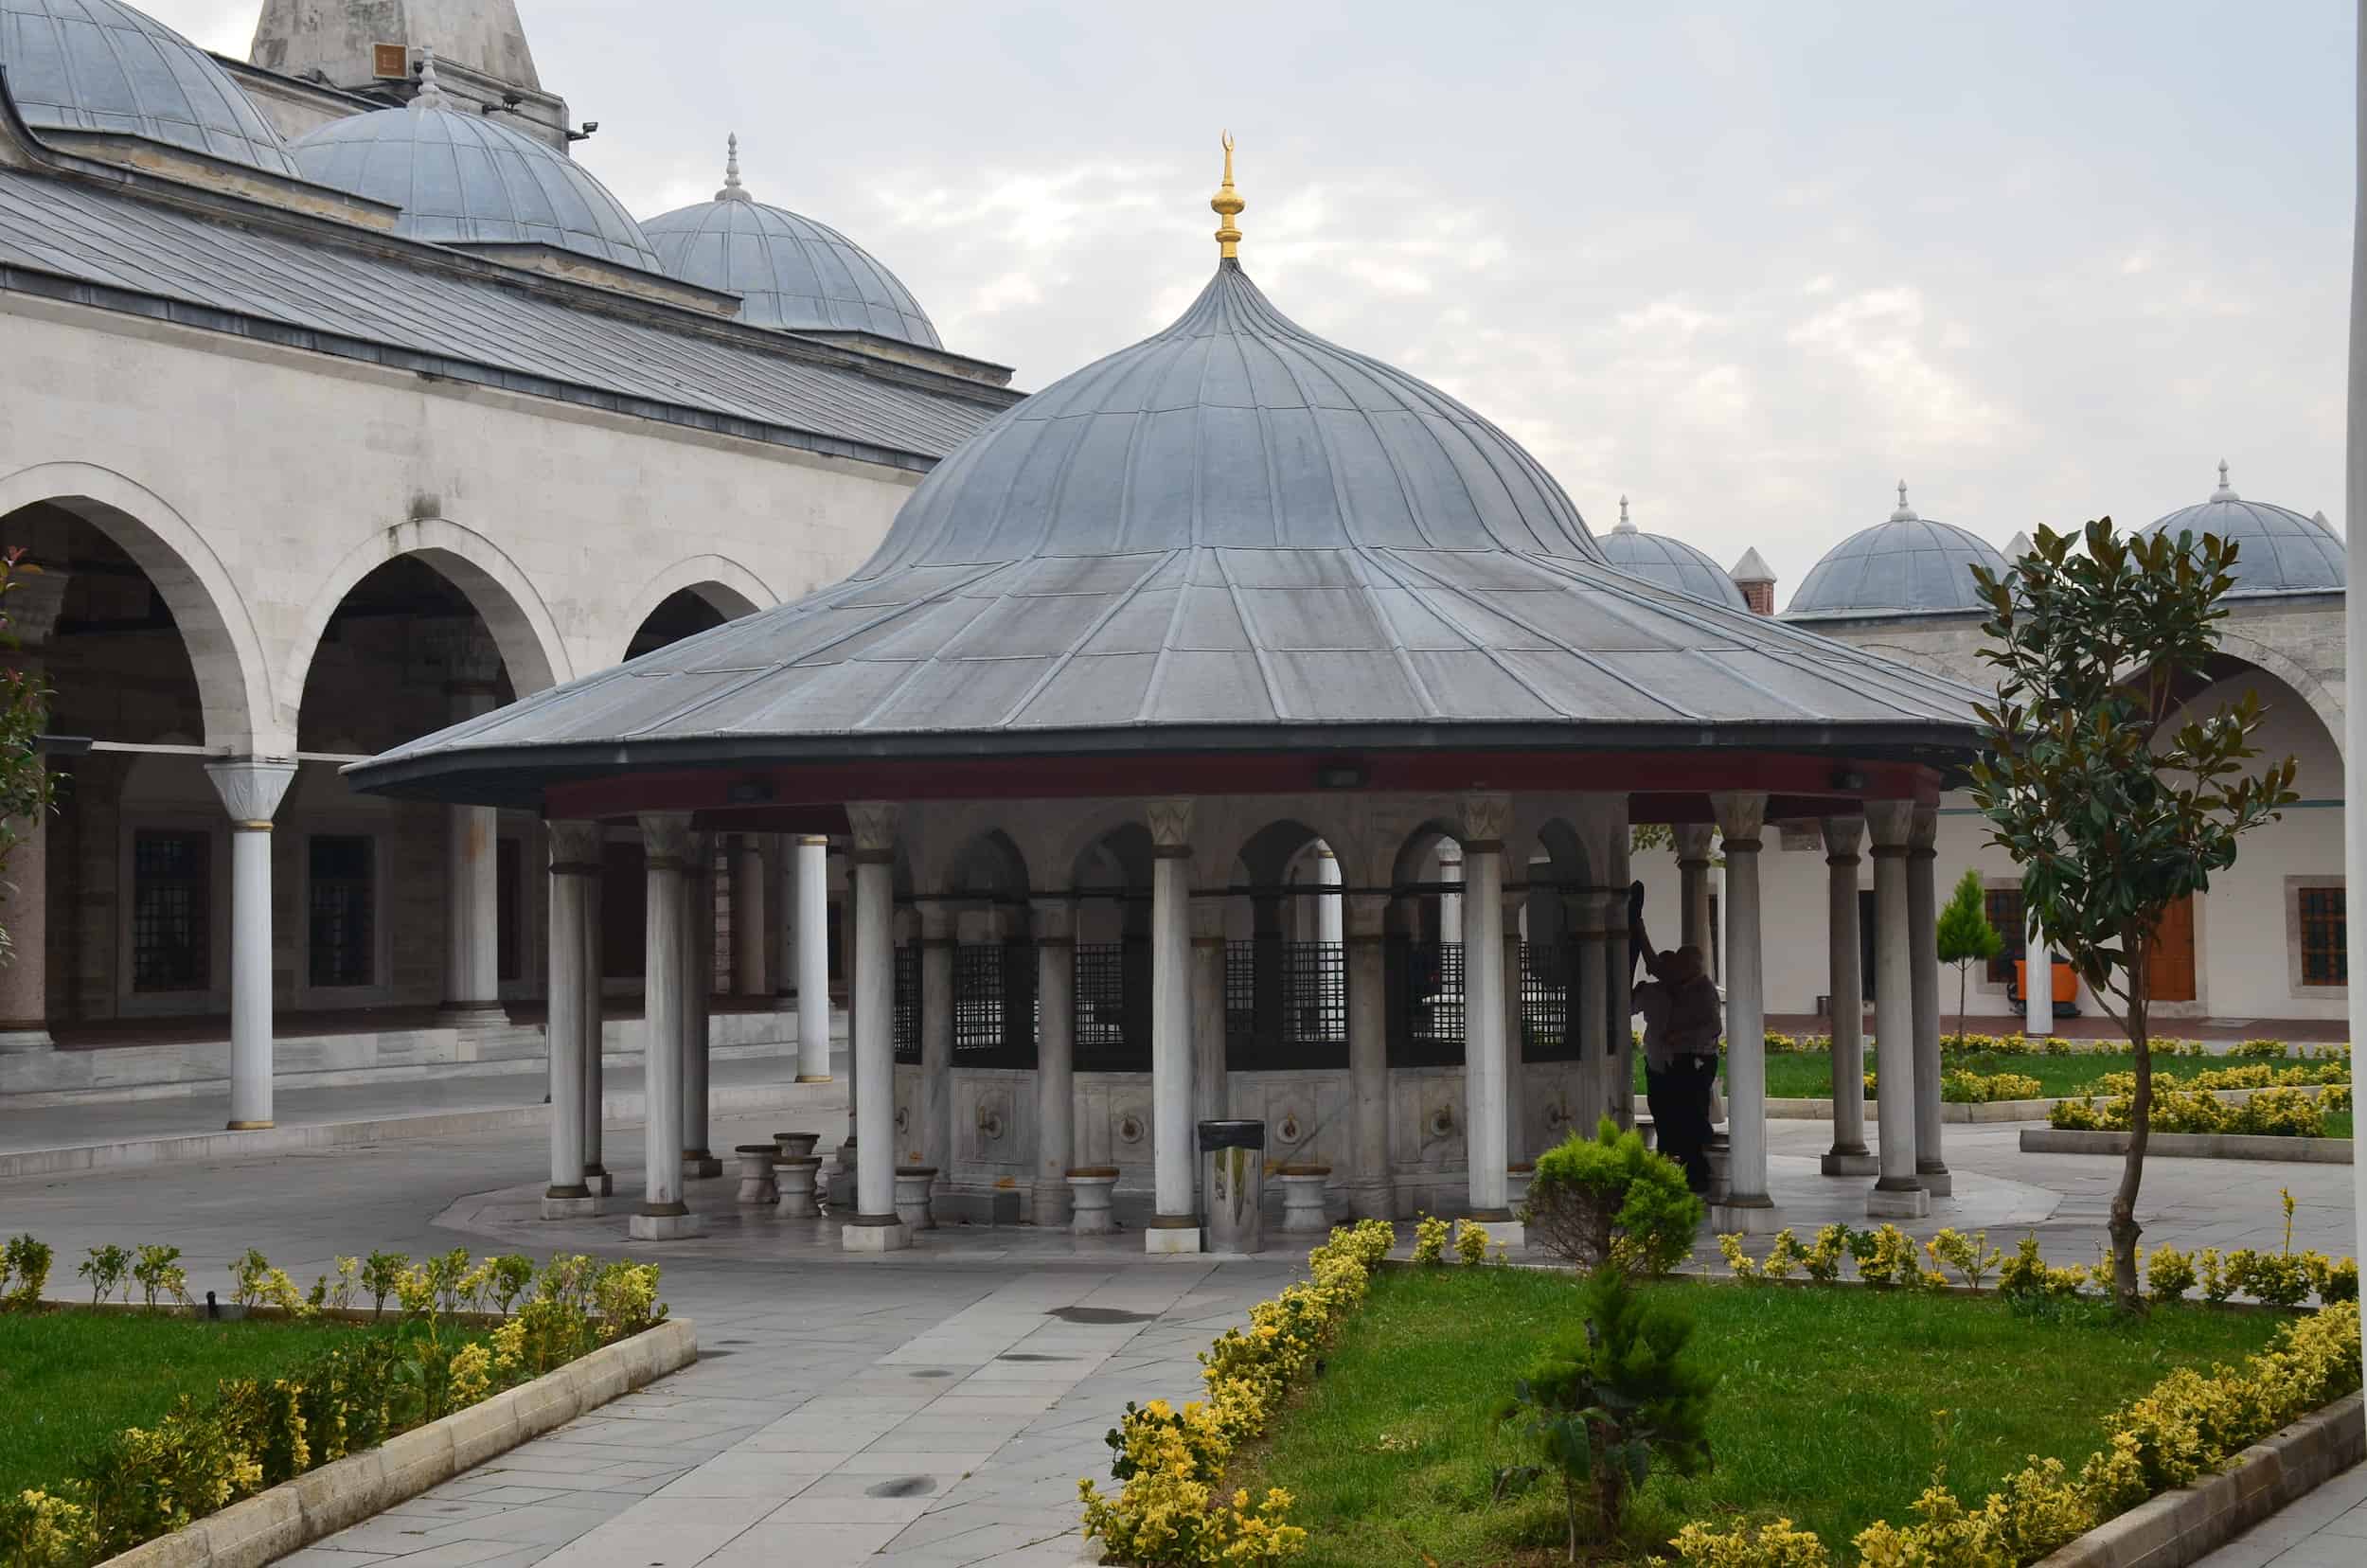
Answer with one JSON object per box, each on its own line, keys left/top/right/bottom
{"left": 1632, "top": 889, "right": 1720, "bottom": 1192}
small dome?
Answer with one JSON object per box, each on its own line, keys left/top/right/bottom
{"left": 1, "top": 0, "right": 298, "bottom": 175}
{"left": 2142, "top": 462, "right": 2344, "bottom": 596}
{"left": 642, "top": 137, "right": 940, "bottom": 347}
{"left": 1786, "top": 483, "right": 2008, "bottom": 619}
{"left": 1596, "top": 497, "right": 1749, "bottom": 608}
{"left": 291, "top": 61, "right": 659, "bottom": 271}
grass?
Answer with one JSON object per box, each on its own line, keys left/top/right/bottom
{"left": 1632, "top": 1048, "right": 2349, "bottom": 1109}
{"left": 1239, "top": 1267, "right": 2290, "bottom": 1566}
{"left": 0, "top": 1310, "right": 373, "bottom": 1496}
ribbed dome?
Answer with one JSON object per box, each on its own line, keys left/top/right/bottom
{"left": 355, "top": 257, "right": 1988, "bottom": 801}
{"left": 1597, "top": 498, "right": 1748, "bottom": 609}
{"left": 643, "top": 138, "right": 939, "bottom": 346}
{"left": 1, "top": 0, "right": 297, "bottom": 175}
{"left": 292, "top": 77, "right": 659, "bottom": 271}
{"left": 2143, "top": 462, "right": 2344, "bottom": 596}
{"left": 1786, "top": 487, "right": 2007, "bottom": 619}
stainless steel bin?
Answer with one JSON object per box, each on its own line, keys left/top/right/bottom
{"left": 1200, "top": 1119, "right": 1266, "bottom": 1254}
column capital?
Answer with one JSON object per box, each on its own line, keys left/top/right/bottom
{"left": 547, "top": 819, "right": 604, "bottom": 870}
{"left": 1710, "top": 791, "right": 1767, "bottom": 846}
{"left": 1029, "top": 896, "right": 1077, "bottom": 941}
{"left": 1909, "top": 803, "right": 1939, "bottom": 856}
{"left": 917, "top": 898, "right": 953, "bottom": 942}
{"left": 1146, "top": 797, "right": 1195, "bottom": 849}
{"left": 1864, "top": 799, "right": 1916, "bottom": 853}
{"left": 795, "top": 833, "right": 831, "bottom": 848}
{"left": 1819, "top": 815, "right": 1864, "bottom": 861}
{"left": 204, "top": 757, "right": 295, "bottom": 827}
{"left": 846, "top": 801, "right": 899, "bottom": 855}
{"left": 1344, "top": 891, "right": 1390, "bottom": 940}
{"left": 1459, "top": 792, "right": 1513, "bottom": 847}
{"left": 639, "top": 811, "right": 697, "bottom": 866}
{"left": 1189, "top": 896, "right": 1227, "bottom": 942}
{"left": 1673, "top": 822, "right": 1717, "bottom": 863}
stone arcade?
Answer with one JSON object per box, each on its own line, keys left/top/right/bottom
{"left": 350, "top": 151, "right": 1988, "bottom": 1252}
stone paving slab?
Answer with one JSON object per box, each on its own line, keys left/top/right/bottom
{"left": 2196, "top": 1460, "right": 2367, "bottom": 1568}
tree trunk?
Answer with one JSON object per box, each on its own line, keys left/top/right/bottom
{"left": 1957, "top": 963, "right": 1969, "bottom": 1042}
{"left": 2109, "top": 932, "right": 2152, "bottom": 1315}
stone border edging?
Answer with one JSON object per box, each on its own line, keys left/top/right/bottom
{"left": 2020, "top": 1128, "right": 2354, "bottom": 1164}
{"left": 1758, "top": 1083, "right": 2342, "bottom": 1125}
{"left": 97, "top": 1316, "right": 697, "bottom": 1568}
{"left": 2035, "top": 1389, "right": 2363, "bottom": 1568}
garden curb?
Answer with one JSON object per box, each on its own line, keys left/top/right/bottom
{"left": 2019, "top": 1129, "right": 2354, "bottom": 1164}
{"left": 95, "top": 1316, "right": 698, "bottom": 1568}
{"left": 2035, "top": 1389, "right": 2363, "bottom": 1568}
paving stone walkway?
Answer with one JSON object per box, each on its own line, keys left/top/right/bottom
{"left": 2, "top": 1099, "right": 2357, "bottom": 1565}
{"left": 2196, "top": 1460, "right": 2367, "bottom": 1568}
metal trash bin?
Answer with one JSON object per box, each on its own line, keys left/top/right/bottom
{"left": 1199, "top": 1119, "right": 1267, "bottom": 1255}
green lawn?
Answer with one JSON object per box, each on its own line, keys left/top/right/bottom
{"left": 1239, "top": 1267, "right": 2290, "bottom": 1566}
{"left": 0, "top": 1311, "right": 373, "bottom": 1496}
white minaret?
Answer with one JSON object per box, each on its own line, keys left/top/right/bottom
{"left": 251, "top": 0, "right": 542, "bottom": 91}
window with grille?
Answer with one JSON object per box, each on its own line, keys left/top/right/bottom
{"left": 1075, "top": 941, "right": 1148, "bottom": 1072}
{"left": 1279, "top": 941, "right": 1346, "bottom": 1069}
{"left": 131, "top": 829, "right": 209, "bottom": 993}
{"left": 1223, "top": 939, "right": 1256, "bottom": 1060}
{"left": 893, "top": 945, "right": 920, "bottom": 1064}
{"left": 308, "top": 835, "right": 375, "bottom": 989}
{"left": 1389, "top": 939, "right": 1464, "bottom": 1068}
{"left": 949, "top": 942, "right": 1039, "bottom": 1068}
{"left": 710, "top": 844, "right": 733, "bottom": 995}
{"left": 1521, "top": 941, "right": 1579, "bottom": 1062}
{"left": 2299, "top": 886, "right": 2346, "bottom": 987}
{"left": 1984, "top": 887, "right": 2026, "bottom": 984}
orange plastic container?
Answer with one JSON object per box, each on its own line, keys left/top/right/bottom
{"left": 2015, "top": 959, "right": 2077, "bottom": 1005}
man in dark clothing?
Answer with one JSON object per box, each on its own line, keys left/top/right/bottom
{"left": 1631, "top": 893, "right": 1721, "bottom": 1192}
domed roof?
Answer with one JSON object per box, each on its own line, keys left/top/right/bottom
{"left": 290, "top": 59, "right": 658, "bottom": 271}
{"left": 1596, "top": 497, "right": 1748, "bottom": 609}
{"left": 0, "top": 0, "right": 298, "bottom": 176}
{"left": 2142, "top": 462, "right": 2344, "bottom": 596}
{"left": 1786, "top": 485, "right": 2009, "bottom": 619}
{"left": 642, "top": 137, "right": 940, "bottom": 347}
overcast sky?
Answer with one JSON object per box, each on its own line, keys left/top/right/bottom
{"left": 151, "top": 1, "right": 2356, "bottom": 596}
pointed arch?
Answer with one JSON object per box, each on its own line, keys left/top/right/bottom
{"left": 613, "top": 555, "right": 775, "bottom": 665}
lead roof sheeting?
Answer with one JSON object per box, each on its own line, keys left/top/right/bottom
{"left": 0, "top": 167, "right": 997, "bottom": 463}
{"left": 2144, "top": 499, "right": 2347, "bottom": 596}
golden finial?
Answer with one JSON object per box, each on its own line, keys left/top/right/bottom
{"left": 1211, "top": 131, "right": 1244, "bottom": 259}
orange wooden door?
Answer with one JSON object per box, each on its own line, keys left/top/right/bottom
{"left": 2147, "top": 896, "right": 2197, "bottom": 1003}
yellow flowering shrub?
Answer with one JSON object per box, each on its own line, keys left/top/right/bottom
{"left": 1412, "top": 1213, "right": 1450, "bottom": 1265}
{"left": 0, "top": 1490, "right": 99, "bottom": 1566}
{"left": 1454, "top": 1221, "right": 1490, "bottom": 1265}
{"left": 1670, "top": 1516, "right": 1833, "bottom": 1566}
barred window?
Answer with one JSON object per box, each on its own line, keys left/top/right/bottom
{"left": 1521, "top": 941, "right": 1577, "bottom": 1063}
{"left": 2299, "top": 887, "right": 2346, "bottom": 987}
{"left": 893, "top": 946, "right": 920, "bottom": 1064}
{"left": 131, "top": 830, "right": 209, "bottom": 993}
{"left": 1389, "top": 940, "right": 1464, "bottom": 1068}
{"left": 1984, "top": 888, "right": 2026, "bottom": 984}
{"left": 307, "top": 835, "right": 375, "bottom": 989}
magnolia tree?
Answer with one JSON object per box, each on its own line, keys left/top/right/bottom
{"left": 1935, "top": 867, "right": 2002, "bottom": 1040}
{"left": 1969, "top": 519, "right": 2295, "bottom": 1312}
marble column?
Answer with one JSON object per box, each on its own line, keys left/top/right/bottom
{"left": 1908, "top": 806, "right": 1949, "bottom": 1195}
{"left": 542, "top": 823, "right": 600, "bottom": 1218}
{"left": 1460, "top": 794, "right": 1512, "bottom": 1221}
{"left": 1437, "top": 843, "right": 1464, "bottom": 944}
{"left": 1146, "top": 798, "right": 1200, "bottom": 1252}
{"left": 1710, "top": 792, "right": 1777, "bottom": 1231}
{"left": 680, "top": 836, "right": 720, "bottom": 1179}
{"left": 439, "top": 686, "right": 505, "bottom": 1030}
{"left": 1316, "top": 844, "right": 1344, "bottom": 946}
{"left": 580, "top": 863, "right": 610, "bottom": 1196}
{"left": 1865, "top": 802, "right": 1931, "bottom": 1217}
{"left": 1344, "top": 891, "right": 1393, "bottom": 1218}
{"left": 1604, "top": 819, "right": 1636, "bottom": 1129}
{"left": 1502, "top": 883, "right": 1526, "bottom": 1166}
{"left": 631, "top": 812, "right": 701, "bottom": 1238}
{"left": 205, "top": 758, "right": 295, "bottom": 1131}
{"left": 0, "top": 570, "right": 62, "bottom": 1054}
{"left": 1675, "top": 823, "right": 1716, "bottom": 960}
{"left": 733, "top": 835, "right": 769, "bottom": 1000}
{"left": 919, "top": 901, "right": 954, "bottom": 1184}
{"left": 1821, "top": 816, "right": 1877, "bottom": 1176}
{"left": 1032, "top": 897, "right": 1077, "bottom": 1225}
{"left": 1190, "top": 896, "right": 1227, "bottom": 1134}
{"left": 2025, "top": 906, "right": 2054, "bottom": 1039}
{"left": 795, "top": 835, "right": 833, "bottom": 1081}
{"left": 838, "top": 858, "right": 860, "bottom": 1149}
{"left": 1573, "top": 893, "right": 1610, "bottom": 1132}
{"left": 844, "top": 803, "right": 908, "bottom": 1251}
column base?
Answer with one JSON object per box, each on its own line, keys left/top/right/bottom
{"left": 1916, "top": 1163, "right": 1954, "bottom": 1198}
{"left": 1031, "top": 1180, "right": 1074, "bottom": 1229}
{"left": 0, "top": 1028, "right": 54, "bottom": 1055}
{"left": 583, "top": 1165, "right": 614, "bottom": 1198}
{"left": 1867, "top": 1180, "right": 1932, "bottom": 1220}
{"left": 796, "top": 1074, "right": 834, "bottom": 1084}
{"left": 1345, "top": 1178, "right": 1396, "bottom": 1221}
{"left": 1708, "top": 1198, "right": 1783, "bottom": 1235}
{"left": 628, "top": 1207, "right": 706, "bottom": 1240}
{"left": 436, "top": 1003, "right": 509, "bottom": 1029}
{"left": 683, "top": 1150, "right": 724, "bottom": 1179}
{"left": 841, "top": 1215, "right": 913, "bottom": 1253}
{"left": 1821, "top": 1149, "right": 1880, "bottom": 1177}
{"left": 1144, "top": 1226, "right": 1203, "bottom": 1256}
{"left": 541, "top": 1189, "right": 602, "bottom": 1220}
{"left": 226, "top": 1120, "right": 274, "bottom": 1131}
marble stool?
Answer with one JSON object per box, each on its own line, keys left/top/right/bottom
{"left": 774, "top": 1131, "right": 821, "bottom": 1161}
{"left": 774, "top": 1155, "right": 823, "bottom": 1218}
{"left": 1066, "top": 1167, "right": 1120, "bottom": 1235}
{"left": 734, "top": 1145, "right": 779, "bottom": 1205}
{"left": 894, "top": 1167, "right": 939, "bottom": 1231}
{"left": 1275, "top": 1165, "right": 1332, "bottom": 1233}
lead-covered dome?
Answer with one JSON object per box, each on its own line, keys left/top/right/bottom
{"left": 291, "top": 62, "right": 659, "bottom": 270}
{"left": 0, "top": 0, "right": 298, "bottom": 175}
{"left": 2143, "top": 462, "right": 2344, "bottom": 597}
{"left": 1597, "top": 498, "right": 1749, "bottom": 609}
{"left": 643, "top": 137, "right": 940, "bottom": 346}
{"left": 1786, "top": 485, "right": 2008, "bottom": 619}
